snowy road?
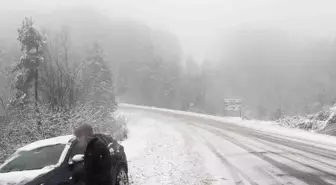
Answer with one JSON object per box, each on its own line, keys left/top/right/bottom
{"left": 120, "top": 107, "right": 336, "bottom": 185}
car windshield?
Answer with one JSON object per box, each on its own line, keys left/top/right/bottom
{"left": 0, "top": 144, "right": 66, "bottom": 173}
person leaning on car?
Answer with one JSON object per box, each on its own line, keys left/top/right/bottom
{"left": 73, "top": 124, "right": 112, "bottom": 185}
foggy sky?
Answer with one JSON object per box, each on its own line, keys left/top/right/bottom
{"left": 2, "top": 0, "right": 336, "bottom": 62}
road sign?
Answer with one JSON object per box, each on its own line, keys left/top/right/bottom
{"left": 224, "top": 98, "right": 242, "bottom": 111}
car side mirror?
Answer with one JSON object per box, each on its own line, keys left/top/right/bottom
{"left": 69, "top": 154, "right": 84, "bottom": 165}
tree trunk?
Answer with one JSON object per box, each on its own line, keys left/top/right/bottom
{"left": 35, "top": 46, "right": 39, "bottom": 106}
{"left": 35, "top": 68, "right": 38, "bottom": 105}
{"left": 0, "top": 97, "right": 7, "bottom": 118}
{"left": 35, "top": 46, "right": 40, "bottom": 126}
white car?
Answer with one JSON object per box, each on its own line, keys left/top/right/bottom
{"left": 0, "top": 134, "right": 128, "bottom": 185}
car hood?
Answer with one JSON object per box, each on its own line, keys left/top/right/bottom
{"left": 0, "top": 168, "right": 53, "bottom": 185}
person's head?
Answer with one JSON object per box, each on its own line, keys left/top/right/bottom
{"left": 74, "top": 124, "right": 94, "bottom": 146}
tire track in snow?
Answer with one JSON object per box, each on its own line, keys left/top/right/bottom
{"left": 196, "top": 135, "right": 258, "bottom": 185}
{"left": 250, "top": 137, "right": 336, "bottom": 177}
{"left": 193, "top": 123, "right": 334, "bottom": 185}
{"left": 177, "top": 123, "right": 259, "bottom": 185}
{"left": 198, "top": 119, "right": 336, "bottom": 161}
{"left": 219, "top": 127, "right": 336, "bottom": 183}
{"left": 200, "top": 121, "right": 336, "bottom": 178}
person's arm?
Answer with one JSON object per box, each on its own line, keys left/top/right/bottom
{"left": 95, "top": 140, "right": 112, "bottom": 171}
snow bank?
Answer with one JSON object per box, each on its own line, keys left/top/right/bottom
{"left": 319, "top": 106, "right": 336, "bottom": 134}
{"left": 120, "top": 103, "right": 336, "bottom": 150}
{"left": 276, "top": 104, "right": 336, "bottom": 135}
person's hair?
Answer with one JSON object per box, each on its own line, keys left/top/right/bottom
{"left": 74, "top": 124, "right": 94, "bottom": 137}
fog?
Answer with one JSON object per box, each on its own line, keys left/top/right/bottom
{"left": 3, "top": 2, "right": 336, "bottom": 183}
{"left": 3, "top": 0, "right": 336, "bottom": 61}
{"left": 1, "top": 0, "right": 336, "bottom": 120}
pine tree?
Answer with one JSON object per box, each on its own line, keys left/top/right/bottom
{"left": 11, "top": 17, "right": 45, "bottom": 107}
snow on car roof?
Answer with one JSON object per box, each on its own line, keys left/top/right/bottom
{"left": 17, "top": 135, "right": 75, "bottom": 151}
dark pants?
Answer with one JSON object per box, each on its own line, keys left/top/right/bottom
{"left": 86, "top": 173, "right": 112, "bottom": 185}
{"left": 72, "top": 164, "right": 112, "bottom": 185}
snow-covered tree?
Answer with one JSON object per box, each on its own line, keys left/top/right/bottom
{"left": 81, "top": 43, "right": 116, "bottom": 114}
{"left": 11, "top": 17, "right": 45, "bottom": 107}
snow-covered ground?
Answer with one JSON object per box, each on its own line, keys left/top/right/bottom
{"left": 2, "top": 104, "right": 336, "bottom": 185}
{"left": 121, "top": 111, "right": 239, "bottom": 185}
{"left": 120, "top": 105, "right": 336, "bottom": 185}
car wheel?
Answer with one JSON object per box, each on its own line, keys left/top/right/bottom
{"left": 116, "top": 166, "right": 129, "bottom": 185}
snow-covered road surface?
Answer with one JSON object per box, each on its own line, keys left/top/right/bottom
{"left": 122, "top": 112, "right": 228, "bottom": 185}
{"left": 120, "top": 107, "right": 336, "bottom": 185}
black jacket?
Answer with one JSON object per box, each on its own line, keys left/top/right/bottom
{"left": 84, "top": 137, "right": 112, "bottom": 183}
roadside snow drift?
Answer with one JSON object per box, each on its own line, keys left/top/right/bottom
{"left": 277, "top": 104, "right": 336, "bottom": 135}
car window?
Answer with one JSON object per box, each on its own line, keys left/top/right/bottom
{"left": 0, "top": 144, "right": 66, "bottom": 173}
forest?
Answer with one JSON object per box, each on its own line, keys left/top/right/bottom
{"left": 0, "top": 7, "right": 336, "bottom": 123}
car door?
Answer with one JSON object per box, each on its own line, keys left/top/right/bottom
{"left": 47, "top": 141, "right": 85, "bottom": 185}
{"left": 42, "top": 166, "right": 74, "bottom": 185}
{"left": 24, "top": 165, "right": 73, "bottom": 185}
